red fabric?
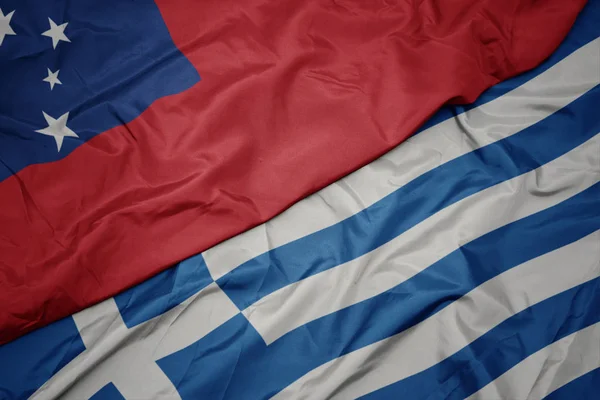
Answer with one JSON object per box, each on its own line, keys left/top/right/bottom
{"left": 0, "top": 0, "right": 586, "bottom": 344}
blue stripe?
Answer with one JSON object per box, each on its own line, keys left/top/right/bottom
{"left": 218, "top": 85, "right": 600, "bottom": 311}
{"left": 544, "top": 368, "right": 600, "bottom": 400}
{"left": 159, "top": 183, "right": 600, "bottom": 399}
{"left": 0, "top": 316, "right": 85, "bottom": 400}
{"left": 362, "top": 278, "right": 600, "bottom": 400}
{"left": 114, "top": 253, "right": 213, "bottom": 328}
{"left": 417, "top": 0, "right": 600, "bottom": 132}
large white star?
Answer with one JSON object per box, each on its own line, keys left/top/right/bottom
{"left": 41, "top": 18, "right": 70, "bottom": 49}
{"left": 43, "top": 68, "right": 62, "bottom": 90}
{"left": 0, "top": 8, "right": 16, "bottom": 46}
{"left": 35, "top": 112, "right": 79, "bottom": 152}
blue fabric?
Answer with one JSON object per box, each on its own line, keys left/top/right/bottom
{"left": 545, "top": 368, "right": 600, "bottom": 400}
{"left": 363, "top": 278, "right": 600, "bottom": 399}
{"left": 218, "top": 85, "right": 600, "bottom": 311}
{"left": 158, "top": 183, "right": 600, "bottom": 399}
{"left": 114, "top": 254, "right": 214, "bottom": 328}
{"left": 90, "top": 383, "right": 126, "bottom": 400}
{"left": 0, "top": 317, "right": 85, "bottom": 400}
{"left": 0, "top": 0, "right": 199, "bottom": 181}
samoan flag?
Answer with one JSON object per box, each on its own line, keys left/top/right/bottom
{"left": 1, "top": 0, "right": 599, "bottom": 399}
{"left": 0, "top": 0, "right": 589, "bottom": 344}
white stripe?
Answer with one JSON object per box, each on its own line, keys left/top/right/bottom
{"left": 31, "top": 283, "right": 239, "bottom": 400}
{"left": 467, "top": 322, "right": 600, "bottom": 400}
{"left": 202, "top": 38, "right": 600, "bottom": 280}
{"left": 244, "top": 134, "right": 600, "bottom": 344}
{"left": 273, "top": 231, "right": 600, "bottom": 399}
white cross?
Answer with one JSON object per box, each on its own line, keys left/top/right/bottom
{"left": 30, "top": 283, "right": 240, "bottom": 400}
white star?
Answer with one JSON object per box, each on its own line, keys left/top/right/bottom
{"left": 41, "top": 18, "right": 70, "bottom": 49}
{"left": 43, "top": 68, "right": 62, "bottom": 90}
{"left": 35, "top": 112, "right": 79, "bottom": 152}
{"left": 0, "top": 8, "right": 16, "bottom": 46}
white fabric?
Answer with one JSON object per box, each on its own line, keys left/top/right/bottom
{"left": 467, "top": 322, "right": 600, "bottom": 400}
{"left": 245, "top": 134, "right": 600, "bottom": 344}
{"left": 274, "top": 231, "right": 600, "bottom": 399}
{"left": 31, "top": 283, "right": 239, "bottom": 400}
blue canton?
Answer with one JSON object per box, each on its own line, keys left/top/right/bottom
{"left": 0, "top": 0, "right": 199, "bottom": 181}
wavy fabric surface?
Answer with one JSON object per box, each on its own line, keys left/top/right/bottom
{"left": 0, "top": 0, "right": 589, "bottom": 344}
{"left": 1, "top": 5, "right": 599, "bottom": 399}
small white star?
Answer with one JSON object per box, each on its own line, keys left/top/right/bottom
{"left": 43, "top": 68, "right": 62, "bottom": 90}
{"left": 35, "top": 112, "right": 79, "bottom": 152}
{"left": 42, "top": 18, "right": 70, "bottom": 49}
{"left": 0, "top": 8, "right": 16, "bottom": 46}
